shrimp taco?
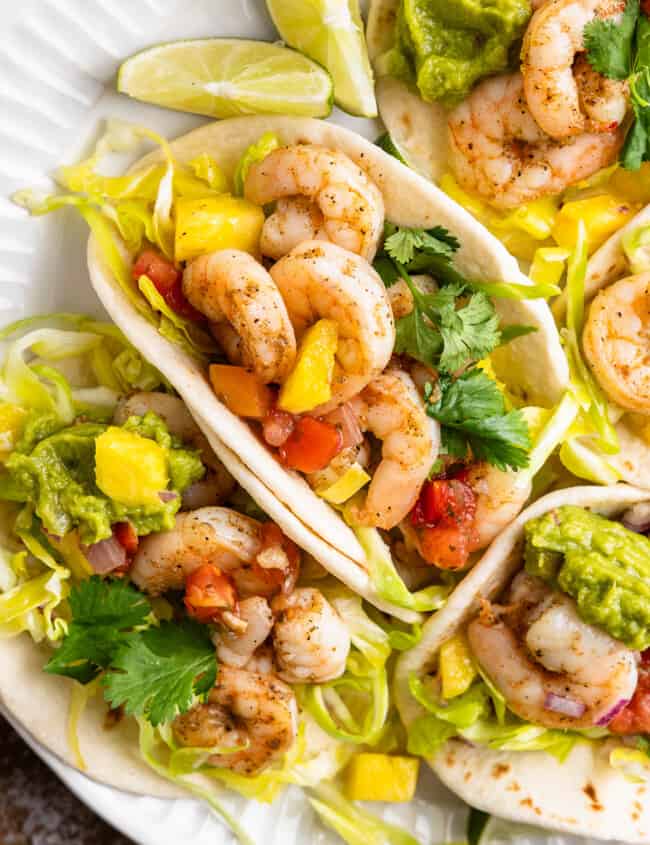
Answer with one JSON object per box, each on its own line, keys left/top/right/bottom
{"left": 17, "top": 115, "right": 571, "bottom": 623}
{"left": 395, "top": 484, "right": 650, "bottom": 841}
{"left": 0, "top": 315, "right": 421, "bottom": 833}
{"left": 367, "top": 0, "right": 650, "bottom": 492}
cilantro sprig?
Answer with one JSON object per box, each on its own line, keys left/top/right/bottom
{"left": 46, "top": 577, "right": 217, "bottom": 726}
{"left": 584, "top": 0, "right": 650, "bottom": 169}
{"left": 426, "top": 371, "right": 532, "bottom": 470}
{"left": 375, "top": 223, "right": 535, "bottom": 471}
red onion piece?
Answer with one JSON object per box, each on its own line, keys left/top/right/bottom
{"left": 596, "top": 698, "right": 630, "bottom": 726}
{"left": 544, "top": 692, "right": 586, "bottom": 718}
{"left": 621, "top": 503, "right": 650, "bottom": 534}
{"left": 324, "top": 403, "right": 363, "bottom": 449}
{"left": 263, "top": 410, "right": 295, "bottom": 447}
{"left": 85, "top": 535, "right": 127, "bottom": 574}
{"left": 158, "top": 490, "right": 178, "bottom": 503}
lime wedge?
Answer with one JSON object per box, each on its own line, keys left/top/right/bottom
{"left": 266, "top": 0, "right": 377, "bottom": 117}
{"left": 117, "top": 39, "right": 333, "bottom": 119}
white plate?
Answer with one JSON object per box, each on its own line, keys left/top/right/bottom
{"left": 0, "top": 3, "right": 631, "bottom": 844}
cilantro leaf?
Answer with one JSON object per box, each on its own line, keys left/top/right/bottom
{"left": 45, "top": 577, "right": 150, "bottom": 684}
{"left": 427, "top": 370, "right": 531, "bottom": 470}
{"left": 583, "top": 0, "right": 638, "bottom": 80}
{"left": 384, "top": 225, "right": 459, "bottom": 264}
{"left": 393, "top": 273, "right": 501, "bottom": 373}
{"left": 104, "top": 619, "right": 217, "bottom": 726}
{"left": 437, "top": 291, "right": 500, "bottom": 372}
{"left": 622, "top": 68, "right": 650, "bottom": 170}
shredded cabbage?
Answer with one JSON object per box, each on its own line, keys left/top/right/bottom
{"left": 308, "top": 783, "right": 420, "bottom": 845}
{"left": 13, "top": 120, "right": 230, "bottom": 354}
{"left": 137, "top": 717, "right": 255, "bottom": 845}
{"left": 234, "top": 132, "right": 280, "bottom": 196}
{"left": 341, "top": 502, "right": 451, "bottom": 612}
{"left": 406, "top": 672, "right": 580, "bottom": 763}
{"left": 623, "top": 224, "right": 650, "bottom": 273}
{"left": 610, "top": 747, "right": 650, "bottom": 783}
{"left": 137, "top": 275, "right": 217, "bottom": 359}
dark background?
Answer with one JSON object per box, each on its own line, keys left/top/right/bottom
{"left": 0, "top": 715, "right": 134, "bottom": 845}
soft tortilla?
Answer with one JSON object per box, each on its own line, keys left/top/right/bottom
{"left": 395, "top": 484, "right": 650, "bottom": 842}
{"left": 87, "top": 116, "right": 569, "bottom": 589}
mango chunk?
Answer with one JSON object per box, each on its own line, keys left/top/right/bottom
{"left": 174, "top": 195, "right": 264, "bottom": 262}
{"left": 278, "top": 319, "right": 338, "bottom": 414}
{"left": 552, "top": 194, "right": 639, "bottom": 254}
{"left": 95, "top": 427, "right": 168, "bottom": 507}
{"left": 439, "top": 633, "right": 477, "bottom": 699}
{"left": 317, "top": 463, "right": 370, "bottom": 504}
{"left": 0, "top": 403, "right": 26, "bottom": 461}
{"left": 344, "top": 753, "right": 420, "bottom": 802}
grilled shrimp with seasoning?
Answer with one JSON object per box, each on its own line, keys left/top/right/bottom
{"left": 522, "top": 0, "right": 629, "bottom": 139}
{"left": 244, "top": 143, "right": 384, "bottom": 261}
{"left": 468, "top": 572, "right": 638, "bottom": 729}
{"left": 182, "top": 249, "right": 297, "bottom": 383}
{"left": 271, "top": 587, "right": 351, "bottom": 683}
{"left": 350, "top": 369, "right": 439, "bottom": 531}
{"left": 448, "top": 73, "right": 623, "bottom": 209}
{"left": 172, "top": 665, "right": 298, "bottom": 775}
{"left": 270, "top": 240, "right": 395, "bottom": 413}
{"left": 130, "top": 507, "right": 299, "bottom": 599}
{"left": 582, "top": 272, "right": 650, "bottom": 414}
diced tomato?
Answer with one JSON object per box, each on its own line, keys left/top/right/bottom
{"left": 132, "top": 249, "right": 204, "bottom": 322}
{"left": 279, "top": 416, "right": 343, "bottom": 473}
{"left": 184, "top": 563, "right": 238, "bottom": 624}
{"left": 262, "top": 408, "right": 295, "bottom": 447}
{"left": 610, "top": 669, "right": 650, "bottom": 735}
{"left": 642, "top": 0, "right": 650, "bottom": 18}
{"left": 411, "top": 478, "right": 476, "bottom": 528}
{"left": 417, "top": 524, "right": 474, "bottom": 570}
{"left": 410, "top": 475, "right": 478, "bottom": 569}
{"left": 113, "top": 521, "right": 139, "bottom": 555}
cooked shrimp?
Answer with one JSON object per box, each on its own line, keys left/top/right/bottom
{"left": 130, "top": 507, "right": 298, "bottom": 598}
{"left": 173, "top": 665, "right": 298, "bottom": 775}
{"left": 259, "top": 196, "right": 328, "bottom": 261}
{"left": 468, "top": 573, "right": 638, "bottom": 729}
{"left": 214, "top": 596, "right": 274, "bottom": 668}
{"left": 114, "top": 392, "right": 235, "bottom": 509}
{"left": 350, "top": 369, "right": 439, "bottom": 530}
{"left": 464, "top": 463, "right": 532, "bottom": 551}
{"left": 270, "top": 241, "right": 395, "bottom": 412}
{"left": 448, "top": 73, "right": 623, "bottom": 209}
{"left": 583, "top": 272, "right": 650, "bottom": 413}
{"left": 243, "top": 643, "right": 276, "bottom": 675}
{"left": 182, "top": 250, "right": 296, "bottom": 383}
{"left": 245, "top": 144, "right": 384, "bottom": 262}
{"left": 522, "top": 0, "right": 628, "bottom": 139}
{"left": 271, "top": 587, "right": 350, "bottom": 683}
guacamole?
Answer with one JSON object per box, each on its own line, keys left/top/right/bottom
{"left": 525, "top": 506, "right": 650, "bottom": 650}
{"left": 385, "top": 0, "right": 531, "bottom": 105}
{"left": 0, "top": 411, "right": 204, "bottom": 545}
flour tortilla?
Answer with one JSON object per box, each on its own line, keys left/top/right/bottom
{"left": 395, "top": 484, "right": 650, "bottom": 842}
{"left": 87, "top": 116, "right": 568, "bottom": 600}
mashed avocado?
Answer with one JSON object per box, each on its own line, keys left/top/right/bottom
{"left": 385, "top": 0, "right": 531, "bottom": 105}
{"left": 525, "top": 506, "right": 650, "bottom": 650}
{"left": 0, "top": 410, "right": 204, "bottom": 545}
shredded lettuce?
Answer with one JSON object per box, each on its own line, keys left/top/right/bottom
{"left": 308, "top": 783, "right": 420, "bottom": 845}
{"left": 405, "top": 671, "right": 581, "bottom": 764}
{"left": 623, "top": 224, "right": 650, "bottom": 272}
{"left": 233, "top": 132, "right": 280, "bottom": 196}
{"left": 610, "top": 746, "right": 650, "bottom": 782}
{"left": 137, "top": 275, "right": 217, "bottom": 359}
{"left": 137, "top": 717, "right": 255, "bottom": 845}
{"left": 67, "top": 677, "right": 100, "bottom": 771}
{"left": 341, "top": 502, "right": 451, "bottom": 612}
